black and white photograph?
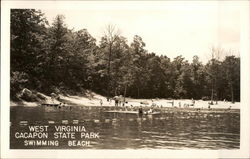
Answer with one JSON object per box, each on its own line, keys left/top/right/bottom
{"left": 1, "top": 0, "right": 250, "bottom": 158}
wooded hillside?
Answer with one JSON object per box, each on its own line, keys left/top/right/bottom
{"left": 10, "top": 9, "right": 240, "bottom": 102}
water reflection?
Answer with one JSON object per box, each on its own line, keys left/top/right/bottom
{"left": 10, "top": 106, "right": 240, "bottom": 149}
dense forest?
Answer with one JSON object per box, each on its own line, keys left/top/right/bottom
{"left": 10, "top": 9, "right": 240, "bottom": 102}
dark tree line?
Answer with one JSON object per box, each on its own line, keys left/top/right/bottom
{"left": 10, "top": 9, "right": 240, "bottom": 102}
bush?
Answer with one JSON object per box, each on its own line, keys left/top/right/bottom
{"left": 10, "top": 71, "right": 29, "bottom": 98}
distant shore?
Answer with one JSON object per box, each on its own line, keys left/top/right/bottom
{"left": 10, "top": 91, "right": 240, "bottom": 109}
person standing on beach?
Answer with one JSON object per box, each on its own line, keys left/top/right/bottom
{"left": 100, "top": 99, "right": 103, "bottom": 106}
{"left": 191, "top": 98, "right": 195, "bottom": 106}
{"left": 115, "top": 98, "right": 119, "bottom": 107}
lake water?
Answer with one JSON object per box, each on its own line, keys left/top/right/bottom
{"left": 10, "top": 106, "right": 240, "bottom": 149}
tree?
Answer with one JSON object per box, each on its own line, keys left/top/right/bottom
{"left": 101, "top": 24, "right": 120, "bottom": 98}
{"left": 47, "top": 15, "right": 69, "bottom": 89}
{"left": 130, "top": 35, "right": 149, "bottom": 98}
{"left": 10, "top": 10, "right": 241, "bottom": 102}
{"left": 190, "top": 56, "right": 206, "bottom": 99}
{"left": 115, "top": 37, "right": 133, "bottom": 100}
{"left": 146, "top": 54, "right": 171, "bottom": 98}
{"left": 222, "top": 56, "right": 240, "bottom": 102}
{"left": 206, "top": 47, "right": 224, "bottom": 103}
{"left": 172, "top": 56, "right": 186, "bottom": 98}
{"left": 10, "top": 9, "right": 48, "bottom": 97}
{"left": 109, "top": 36, "right": 129, "bottom": 96}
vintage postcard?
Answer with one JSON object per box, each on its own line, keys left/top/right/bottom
{"left": 1, "top": 1, "right": 250, "bottom": 158}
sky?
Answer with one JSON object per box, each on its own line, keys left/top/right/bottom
{"left": 41, "top": 1, "right": 241, "bottom": 63}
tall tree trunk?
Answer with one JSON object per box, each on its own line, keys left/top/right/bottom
{"left": 107, "top": 43, "right": 112, "bottom": 98}
{"left": 137, "top": 87, "right": 140, "bottom": 98}
{"left": 123, "top": 85, "right": 127, "bottom": 102}
{"left": 115, "top": 87, "right": 117, "bottom": 96}
{"left": 230, "top": 82, "right": 234, "bottom": 103}
{"left": 211, "top": 80, "right": 214, "bottom": 104}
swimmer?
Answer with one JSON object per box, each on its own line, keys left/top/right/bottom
{"left": 138, "top": 106, "right": 143, "bottom": 116}
{"left": 148, "top": 108, "right": 153, "bottom": 114}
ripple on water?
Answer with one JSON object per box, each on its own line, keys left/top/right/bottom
{"left": 10, "top": 106, "right": 240, "bottom": 149}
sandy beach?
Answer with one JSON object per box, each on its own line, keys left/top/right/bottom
{"left": 10, "top": 91, "right": 240, "bottom": 110}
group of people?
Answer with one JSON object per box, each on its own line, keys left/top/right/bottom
{"left": 138, "top": 106, "right": 155, "bottom": 116}
{"left": 58, "top": 102, "right": 67, "bottom": 107}
{"left": 100, "top": 97, "right": 198, "bottom": 109}
{"left": 177, "top": 99, "right": 196, "bottom": 108}
{"left": 99, "top": 98, "right": 122, "bottom": 107}
{"left": 101, "top": 96, "right": 126, "bottom": 107}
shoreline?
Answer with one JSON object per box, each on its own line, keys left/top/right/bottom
{"left": 10, "top": 93, "right": 240, "bottom": 110}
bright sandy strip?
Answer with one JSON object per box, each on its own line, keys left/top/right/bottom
{"left": 10, "top": 92, "right": 240, "bottom": 109}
